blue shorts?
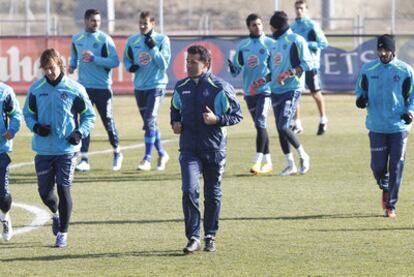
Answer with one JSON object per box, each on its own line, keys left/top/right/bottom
{"left": 305, "top": 69, "right": 322, "bottom": 93}
{"left": 244, "top": 94, "right": 271, "bottom": 129}
{"left": 35, "top": 153, "right": 77, "bottom": 195}
{"left": 134, "top": 88, "right": 165, "bottom": 131}
{"left": 271, "top": 90, "right": 301, "bottom": 130}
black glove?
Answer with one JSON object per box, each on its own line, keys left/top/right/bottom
{"left": 129, "top": 64, "right": 139, "bottom": 73}
{"left": 33, "top": 124, "right": 51, "bottom": 137}
{"left": 144, "top": 35, "right": 156, "bottom": 49}
{"left": 401, "top": 113, "right": 413, "bottom": 124}
{"left": 356, "top": 96, "right": 368, "bottom": 109}
{"left": 228, "top": 59, "right": 236, "bottom": 74}
{"left": 67, "top": 131, "right": 82, "bottom": 145}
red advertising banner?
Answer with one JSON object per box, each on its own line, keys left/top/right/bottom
{"left": 0, "top": 36, "right": 134, "bottom": 94}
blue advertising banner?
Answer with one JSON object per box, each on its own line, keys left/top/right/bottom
{"left": 167, "top": 37, "right": 379, "bottom": 92}
{"left": 4, "top": 36, "right": 413, "bottom": 94}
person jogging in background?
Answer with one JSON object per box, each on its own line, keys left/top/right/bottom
{"left": 291, "top": 0, "right": 329, "bottom": 135}
{"left": 123, "top": 11, "right": 171, "bottom": 171}
{"left": 252, "top": 11, "right": 312, "bottom": 177}
{"left": 171, "top": 45, "right": 242, "bottom": 254}
{"left": 24, "top": 48, "right": 96, "bottom": 247}
{"left": 355, "top": 34, "right": 414, "bottom": 218}
{"left": 0, "top": 82, "right": 21, "bottom": 242}
{"left": 228, "top": 13, "right": 274, "bottom": 175}
{"left": 69, "top": 8, "right": 122, "bottom": 172}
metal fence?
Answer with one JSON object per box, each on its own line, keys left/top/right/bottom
{"left": 0, "top": 0, "right": 412, "bottom": 36}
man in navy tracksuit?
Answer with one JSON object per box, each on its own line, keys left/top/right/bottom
{"left": 355, "top": 35, "right": 414, "bottom": 218}
{"left": 0, "top": 82, "right": 21, "bottom": 242}
{"left": 69, "top": 8, "right": 122, "bottom": 172}
{"left": 171, "top": 45, "right": 242, "bottom": 254}
{"left": 24, "top": 48, "right": 96, "bottom": 247}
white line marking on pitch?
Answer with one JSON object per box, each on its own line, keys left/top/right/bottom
{"left": 10, "top": 139, "right": 176, "bottom": 169}
{"left": 12, "top": 202, "right": 50, "bottom": 236}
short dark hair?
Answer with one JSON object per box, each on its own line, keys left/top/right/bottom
{"left": 140, "top": 11, "right": 156, "bottom": 22}
{"left": 295, "top": 0, "right": 308, "bottom": 7}
{"left": 187, "top": 45, "right": 211, "bottom": 65}
{"left": 270, "top": 11, "right": 289, "bottom": 29}
{"left": 246, "top": 13, "right": 261, "bottom": 27}
{"left": 84, "top": 9, "right": 100, "bottom": 20}
{"left": 40, "top": 48, "right": 64, "bottom": 71}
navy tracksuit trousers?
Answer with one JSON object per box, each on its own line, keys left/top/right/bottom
{"left": 369, "top": 131, "right": 408, "bottom": 210}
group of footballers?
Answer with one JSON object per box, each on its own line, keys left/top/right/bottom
{"left": 0, "top": 0, "right": 412, "bottom": 253}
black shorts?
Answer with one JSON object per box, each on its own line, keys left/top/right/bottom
{"left": 305, "top": 69, "right": 321, "bottom": 93}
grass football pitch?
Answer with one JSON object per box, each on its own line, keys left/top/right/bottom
{"left": 1, "top": 94, "right": 414, "bottom": 276}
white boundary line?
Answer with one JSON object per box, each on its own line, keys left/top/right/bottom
{"left": 10, "top": 139, "right": 176, "bottom": 169}
{"left": 12, "top": 202, "right": 50, "bottom": 236}
{"left": 6, "top": 139, "right": 176, "bottom": 237}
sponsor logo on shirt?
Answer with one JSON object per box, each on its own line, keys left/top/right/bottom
{"left": 259, "top": 48, "right": 265, "bottom": 55}
{"left": 393, "top": 75, "right": 400, "bottom": 81}
{"left": 203, "top": 90, "right": 209, "bottom": 96}
{"left": 370, "top": 76, "right": 379, "bottom": 79}
{"left": 274, "top": 52, "right": 283, "bottom": 65}
{"left": 182, "top": 90, "right": 191, "bottom": 95}
{"left": 247, "top": 55, "right": 259, "bottom": 68}
{"left": 39, "top": 93, "right": 48, "bottom": 97}
{"left": 139, "top": 52, "right": 152, "bottom": 65}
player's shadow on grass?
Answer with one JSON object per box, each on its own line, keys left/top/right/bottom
{"left": 70, "top": 213, "right": 381, "bottom": 227}
{"left": 9, "top": 172, "right": 182, "bottom": 185}
{"left": 1, "top": 250, "right": 186, "bottom": 262}
{"left": 0, "top": 242, "right": 44, "bottom": 249}
{"left": 314, "top": 227, "right": 414, "bottom": 232}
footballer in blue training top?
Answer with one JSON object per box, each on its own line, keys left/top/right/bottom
{"left": 228, "top": 13, "right": 274, "bottom": 175}
{"left": 69, "top": 9, "right": 123, "bottom": 172}
{"left": 123, "top": 11, "right": 171, "bottom": 172}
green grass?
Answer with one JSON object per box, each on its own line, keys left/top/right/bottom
{"left": 1, "top": 94, "right": 414, "bottom": 276}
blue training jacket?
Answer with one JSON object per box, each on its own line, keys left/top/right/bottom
{"left": 231, "top": 34, "right": 274, "bottom": 96}
{"left": 355, "top": 57, "right": 414, "bottom": 133}
{"left": 171, "top": 72, "right": 243, "bottom": 153}
{"left": 69, "top": 30, "right": 120, "bottom": 89}
{"left": 123, "top": 30, "right": 171, "bottom": 90}
{"left": 0, "top": 83, "right": 21, "bottom": 154}
{"left": 291, "top": 16, "right": 328, "bottom": 70}
{"left": 268, "top": 29, "right": 313, "bottom": 94}
{"left": 23, "top": 75, "right": 96, "bottom": 155}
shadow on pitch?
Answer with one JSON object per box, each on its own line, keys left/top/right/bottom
{"left": 0, "top": 242, "right": 44, "bottom": 250}
{"left": 314, "top": 226, "right": 414, "bottom": 232}
{"left": 9, "top": 171, "right": 182, "bottom": 185}
{"left": 70, "top": 213, "right": 381, "bottom": 227}
{"left": 1, "top": 250, "right": 185, "bottom": 262}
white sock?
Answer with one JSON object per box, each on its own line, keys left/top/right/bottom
{"left": 255, "top": 153, "right": 264, "bottom": 164}
{"left": 114, "top": 147, "right": 120, "bottom": 153}
{"left": 52, "top": 211, "right": 59, "bottom": 218}
{"left": 296, "top": 145, "right": 308, "bottom": 159}
{"left": 80, "top": 152, "right": 88, "bottom": 159}
{"left": 0, "top": 211, "right": 6, "bottom": 221}
{"left": 320, "top": 116, "right": 328, "bottom": 124}
{"left": 58, "top": 232, "right": 68, "bottom": 238}
{"left": 264, "top": 154, "right": 272, "bottom": 165}
{"left": 284, "top": 153, "right": 295, "bottom": 167}
{"left": 295, "top": 119, "right": 303, "bottom": 129}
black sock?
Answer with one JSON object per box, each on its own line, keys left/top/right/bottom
{"left": 256, "top": 128, "right": 270, "bottom": 154}
{"left": 57, "top": 185, "right": 72, "bottom": 233}
{"left": 0, "top": 193, "right": 12, "bottom": 214}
